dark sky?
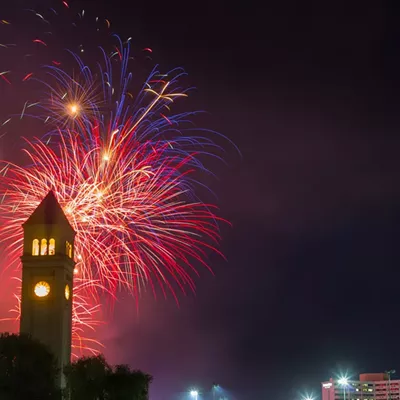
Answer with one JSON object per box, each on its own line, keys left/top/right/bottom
{"left": 2, "top": 1, "right": 400, "bottom": 400}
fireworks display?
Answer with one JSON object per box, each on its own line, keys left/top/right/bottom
{"left": 0, "top": 1, "right": 231, "bottom": 354}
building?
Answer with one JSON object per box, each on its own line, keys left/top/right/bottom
{"left": 19, "top": 191, "right": 75, "bottom": 388}
{"left": 322, "top": 374, "right": 400, "bottom": 400}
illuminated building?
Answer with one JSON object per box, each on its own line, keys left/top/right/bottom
{"left": 20, "top": 191, "right": 75, "bottom": 388}
{"left": 322, "top": 374, "right": 400, "bottom": 400}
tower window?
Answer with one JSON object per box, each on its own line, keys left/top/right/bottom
{"left": 65, "top": 241, "right": 72, "bottom": 258}
{"left": 49, "top": 238, "right": 55, "bottom": 256}
{"left": 65, "top": 284, "right": 70, "bottom": 300}
{"left": 32, "top": 239, "right": 39, "bottom": 256}
{"left": 40, "top": 239, "right": 48, "bottom": 256}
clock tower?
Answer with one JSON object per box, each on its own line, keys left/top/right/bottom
{"left": 20, "top": 191, "right": 75, "bottom": 388}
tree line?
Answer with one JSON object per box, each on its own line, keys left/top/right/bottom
{"left": 0, "top": 333, "right": 152, "bottom": 400}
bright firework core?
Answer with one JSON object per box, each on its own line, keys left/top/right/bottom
{"left": 68, "top": 103, "right": 79, "bottom": 115}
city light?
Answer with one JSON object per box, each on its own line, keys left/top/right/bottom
{"left": 338, "top": 376, "right": 349, "bottom": 400}
{"left": 302, "top": 393, "right": 315, "bottom": 400}
{"left": 190, "top": 390, "right": 199, "bottom": 400}
{"left": 213, "top": 384, "right": 220, "bottom": 389}
{"left": 338, "top": 377, "right": 349, "bottom": 386}
{"left": 212, "top": 384, "right": 220, "bottom": 400}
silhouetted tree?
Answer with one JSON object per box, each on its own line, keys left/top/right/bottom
{"left": 65, "top": 355, "right": 152, "bottom": 400}
{"left": 64, "top": 354, "right": 110, "bottom": 400}
{"left": 0, "top": 332, "right": 60, "bottom": 400}
{"left": 107, "top": 364, "right": 152, "bottom": 400}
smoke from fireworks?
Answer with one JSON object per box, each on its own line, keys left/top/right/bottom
{"left": 0, "top": 1, "right": 233, "bottom": 354}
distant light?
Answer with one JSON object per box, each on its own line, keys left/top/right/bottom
{"left": 301, "top": 393, "right": 315, "bottom": 400}
{"left": 338, "top": 377, "right": 349, "bottom": 386}
{"left": 190, "top": 391, "right": 198, "bottom": 398}
{"left": 323, "top": 383, "right": 333, "bottom": 388}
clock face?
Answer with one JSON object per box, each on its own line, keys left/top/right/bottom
{"left": 65, "top": 284, "right": 70, "bottom": 300}
{"left": 34, "top": 281, "right": 50, "bottom": 298}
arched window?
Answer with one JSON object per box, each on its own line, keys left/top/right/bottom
{"left": 40, "top": 239, "right": 47, "bottom": 256}
{"left": 32, "top": 239, "right": 39, "bottom": 256}
{"left": 49, "top": 238, "right": 55, "bottom": 256}
{"left": 66, "top": 241, "right": 72, "bottom": 258}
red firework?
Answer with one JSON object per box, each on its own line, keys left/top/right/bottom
{"left": 0, "top": 5, "right": 232, "bottom": 354}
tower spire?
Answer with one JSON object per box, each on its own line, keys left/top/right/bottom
{"left": 23, "top": 190, "right": 74, "bottom": 231}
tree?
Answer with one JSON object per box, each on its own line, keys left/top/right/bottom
{"left": 64, "top": 354, "right": 110, "bottom": 400}
{"left": 65, "top": 355, "right": 152, "bottom": 400}
{"left": 0, "top": 332, "right": 60, "bottom": 399}
{"left": 107, "top": 364, "right": 152, "bottom": 400}
{"left": 0, "top": 334, "right": 152, "bottom": 400}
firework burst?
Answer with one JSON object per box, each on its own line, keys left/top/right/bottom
{"left": 0, "top": 2, "right": 233, "bottom": 354}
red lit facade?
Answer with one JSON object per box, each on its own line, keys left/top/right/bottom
{"left": 322, "top": 375, "right": 400, "bottom": 400}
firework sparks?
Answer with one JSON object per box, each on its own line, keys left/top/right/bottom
{"left": 32, "top": 39, "right": 48, "bottom": 46}
{"left": 1, "top": 125, "right": 226, "bottom": 299}
{"left": 0, "top": 3, "right": 234, "bottom": 355}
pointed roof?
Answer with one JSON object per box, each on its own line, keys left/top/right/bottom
{"left": 23, "top": 191, "right": 74, "bottom": 231}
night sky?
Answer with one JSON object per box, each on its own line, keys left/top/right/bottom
{"left": 1, "top": 1, "right": 400, "bottom": 400}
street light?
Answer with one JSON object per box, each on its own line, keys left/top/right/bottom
{"left": 338, "top": 377, "right": 349, "bottom": 400}
{"left": 338, "top": 377, "right": 349, "bottom": 386}
{"left": 386, "top": 370, "right": 396, "bottom": 400}
{"left": 301, "top": 393, "right": 314, "bottom": 400}
{"left": 190, "top": 390, "right": 199, "bottom": 400}
{"left": 212, "top": 383, "right": 220, "bottom": 400}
